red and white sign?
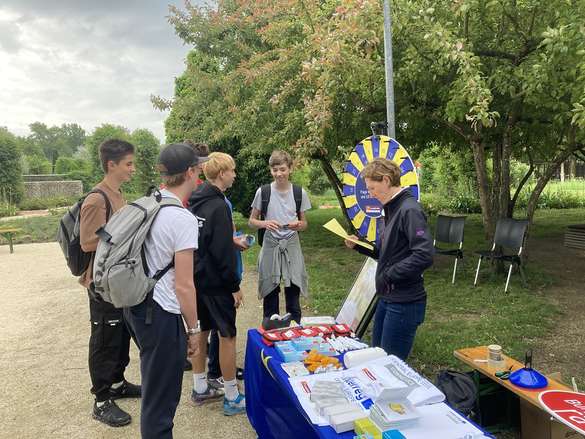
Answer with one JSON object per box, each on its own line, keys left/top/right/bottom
{"left": 539, "top": 390, "right": 585, "bottom": 435}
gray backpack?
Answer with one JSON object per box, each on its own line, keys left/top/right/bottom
{"left": 92, "top": 191, "right": 183, "bottom": 317}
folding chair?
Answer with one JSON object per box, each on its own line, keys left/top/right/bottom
{"left": 433, "top": 214, "right": 466, "bottom": 284}
{"left": 474, "top": 218, "right": 528, "bottom": 293}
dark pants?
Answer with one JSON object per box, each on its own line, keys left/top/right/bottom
{"left": 208, "top": 330, "right": 221, "bottom": 379}
{"left": 262, "top": 284, "right": 302, "bottom": 324}
{"left": 88, "top": 291, "right": 131, "bottom": 402}
{"left": 124, "top": 299, "right": 187, "bottom": 439}
{"left": 371, "top": 299, "right": 426, "bottom": 361}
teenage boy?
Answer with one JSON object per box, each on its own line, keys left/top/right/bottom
{"left": 188, "top": 152, "right": 246, "bottom": 416}
{"left": 248, "top": 150, "right": 311, "bottom": 324}
{"left": 124, "top": 143, "right": 205, "bottom": 438}
{"left": 80, "top": 139, "right": 140, "bottom": 426}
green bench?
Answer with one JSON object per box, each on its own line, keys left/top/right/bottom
{"left": 0, "top": 227, "right": 22, "bottom": 253}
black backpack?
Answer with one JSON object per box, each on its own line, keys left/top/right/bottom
{"left": 57, "top": 189, "right": 112, "bottom": 276}
{"left": 436, "top": 370, "right": 478, "bottom": 418}
{"left": 258, "top": 183, "right": 302, "bottom": 246}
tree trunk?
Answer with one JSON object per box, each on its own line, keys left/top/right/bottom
{"left": 319, "top": 158, "right": 356, "bottom": 233}
{"left": 471, "top": 139, "right": 495, "bottom": 238}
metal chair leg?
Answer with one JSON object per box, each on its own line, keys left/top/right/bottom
{"left": 452, "top": 258, "right": 459, "bottom": 284}
{"left": 519, "top": 264, "right": 527, "bottom": 287}
{"left": 505, "top": 263, "right": 513, "bottom": 293}
{"left": 474, "top": 257, "right": 482, "bottom": 286}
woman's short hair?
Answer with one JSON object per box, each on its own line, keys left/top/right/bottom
{"left": 203, "top": 152, "right": 236, "bottom": 180}
{"left": 268, "top": 150, "right": 293, "bottom": 168}
{"left": 361, "top": 158, "right": 401, "bottom": 187}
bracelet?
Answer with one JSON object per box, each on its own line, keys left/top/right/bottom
{"left": 187, "top": 324, "right": 201, "bottom": 337}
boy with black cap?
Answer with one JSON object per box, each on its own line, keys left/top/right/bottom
{"left": 124, "top": 143, "right": 208, "bottom": 438}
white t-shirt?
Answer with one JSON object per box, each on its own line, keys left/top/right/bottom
{"left": 251, "top": 182, "right": 311, "bottom": 240}
{"left": 144, "top": 189, "right": 198, "bottom": 314}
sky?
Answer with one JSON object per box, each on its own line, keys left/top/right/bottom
{"left": 0, "top": 0, "right": 197, "bottom": 142}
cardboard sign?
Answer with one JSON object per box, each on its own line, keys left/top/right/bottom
{"left": 539, "top": 390, "right": 585, "bottom": 435}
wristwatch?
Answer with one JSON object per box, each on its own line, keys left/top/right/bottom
{"left": 187, "top": 324, "right": 201, "bottom": 337}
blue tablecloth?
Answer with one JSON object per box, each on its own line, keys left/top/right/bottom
{"left": 245, "top": 329, "right": 352, "bottom": 439}
{"left": 244, "top": 329, "right": 492, "bottom": 439}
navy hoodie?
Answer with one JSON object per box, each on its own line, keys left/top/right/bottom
{"left": 187, "top": 182, "right": 240, "bottom": 296}
{"left": 357, "top": 189, "right": 434, "bottom": 303}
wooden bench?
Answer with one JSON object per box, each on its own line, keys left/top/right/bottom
{"left": 454, "top": 346, "right": 578, "bottom": 439}
{"left": 565, "top": 224, "right": 585, "bottom": 250}
{"left": 0, "top": 227, "right": 22, "bottom": 253}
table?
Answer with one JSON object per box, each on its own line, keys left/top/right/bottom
{"left": 244, "top": 329, "right": 492, "bottom": 439}
{"left": 0, "top": 227, "right": 22, "bottom": 253}
{"left": 454, "top": 346, "right": 576, "bottom": 439}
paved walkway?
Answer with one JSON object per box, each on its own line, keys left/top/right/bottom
{"left": 0, "top": 242, "right": 258, "bottom": 439}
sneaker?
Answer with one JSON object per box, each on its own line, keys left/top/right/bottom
{"left": 207, "top": 376, "right": 224, "bottom": 391}
{"left": 236, "top": 367, "right": 244, "bottom": 381}
{"left": 92, "top": 399, "right": 131, "bottom": 427}
{"left": 191, "top": 386, "right": 224, "bottom": 406}
{"left": 223, "top": 393, "right": 246, "bottom": 416}
{"left": 109, "top": 380, "right": 141, "bottom": 400}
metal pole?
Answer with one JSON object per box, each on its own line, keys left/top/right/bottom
{"left": 383, "top": 0, "right": 396, "bottom": 138}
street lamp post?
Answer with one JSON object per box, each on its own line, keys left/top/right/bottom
{"left": 383, "top": 0, "right": 396, "bottom": 138}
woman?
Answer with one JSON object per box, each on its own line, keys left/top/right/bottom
{"left": 345, "top": 158, "right": 434, "bottom": 360}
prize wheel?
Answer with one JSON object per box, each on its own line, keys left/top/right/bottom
{"left": 342, "top": 135, "right": 420, "bottom": 244}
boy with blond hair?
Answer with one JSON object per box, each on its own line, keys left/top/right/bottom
{"left": 188, "top": 152, "right": 246, "bottom": 415}
{"left": 248, "top": 150, "right": 311, "bottom": 324}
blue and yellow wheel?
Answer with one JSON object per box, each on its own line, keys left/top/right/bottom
{"left": 342, "top": 135, "right": 420, "bottom": 243}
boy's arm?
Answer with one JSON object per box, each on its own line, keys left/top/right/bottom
{"left": 174, "top": 248, "right": 198, "bottom": 329}
{"left": 209, "top": 205, "right": 241, "bottom": 292}
{"left": 289, "top": 211, "right": 308, "bottom": 231}
{"left": 80, "top": 194, "right": 107, "bottom": 253}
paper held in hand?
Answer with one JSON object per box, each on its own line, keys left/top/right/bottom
{"left": 323, "top": 218, "right": 374, "bottom": 251}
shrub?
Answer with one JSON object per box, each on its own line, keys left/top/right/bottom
{"left": 0, "top": 202, "right": 18, "bottom": 218}
{"left": 66, "top": 169, "right": 94, "bottom": 192}
{"left": 55, "top": 157, "right": 88, "bottom": 174}
{"left": 19, "top": 195, "right": 78, "bottom": 210}
{"left": 0, "top": 128, "right": 24, "bottom": 204}
{"left": 26, "top": 155, "right": 52, "bottom": 174}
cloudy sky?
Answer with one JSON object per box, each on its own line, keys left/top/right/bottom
{"left": 0, "top": 0, "right": 198, "bottom": 141}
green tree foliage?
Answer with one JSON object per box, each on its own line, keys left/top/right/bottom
{"left": 0, "top": 127, "right": 24, "bottom": 204}
{"left": 85, "top": 124, "right": 131, "bottom": 180}
{"left": 55, "top": 156, "right": 88, "bottom": 174}
{"left": 131, "top": 129, "right": 161, "bottom": 194}
{"left": 162, "top": 0, "right": 585, "bottom": 235}
{"left": 28, "top": 122, "right": 86, "bottom": 172}
{"left": 25, "top": 155, "right": 52, "bottom": 175}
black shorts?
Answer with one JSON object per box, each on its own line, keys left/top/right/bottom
{"left": 197, "top": 293, "right": 237, "bottom": 338}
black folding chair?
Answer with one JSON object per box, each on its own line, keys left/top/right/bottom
{"left": 433, "top": 214, "right": 466, "bottom": 284}
{"left": 474, "top": 218, "right": 529, "bottom": 293}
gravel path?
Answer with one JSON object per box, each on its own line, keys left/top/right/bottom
{"left": 0, "top": 242, "right": 259, "bottom": 439}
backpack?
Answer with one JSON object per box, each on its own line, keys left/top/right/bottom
{"left": 436, "top": 370, "right": 478, "bottom": 418}
{"left": 92, "top": 190, "right": 183, "bottom": 319}
{"left": 57, "top": 189, "right": 112, "bottom": 276}
{"left": 258, "top": 183, "right": 302, "bottom": 246}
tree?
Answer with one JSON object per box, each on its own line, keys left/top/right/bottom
{"left": 0, "top": 127, "right": 24, "bottom": 204}
{"left": 27, "top": 122, "right": 86, "bottom": 172}
{"left": 161, "top": 0, "right": 585, "bottom": 236}
{"left": 85, "top": 124, "right": 131, "bottom": 180}
{"left": 131, "top": 129, "right": 161, "bottom": 194}
{"left": 25, "top": 155, "right": 52, "bottom": 175}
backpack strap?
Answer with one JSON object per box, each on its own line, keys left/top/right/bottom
{"left": 88, "top": 188, "right": 112, "bottom": 221}
{"left": 260, "top": 184, "right": 271, "bottom": 220}
{"left": 145, "top": 258, "right": 175, "bottom": 325}
{"left": 292, "top": 184, "right": 302, "bottom": 219}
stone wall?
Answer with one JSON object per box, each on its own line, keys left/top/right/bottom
{"left": 23, "top": 181, "right": 83, "bottom": 199}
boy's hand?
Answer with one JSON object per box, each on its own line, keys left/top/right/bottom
{"left": 233, "top": 235, "right": 249, "bottom": 251}
{"left": 344, "top": 234, "right": 359, "bottom": 249}
{"left": 233, "top": 290, "right": 244, "bottom": 309}
{"left": 287, "top": 220, "right": 302, "bottom": 231}
{"left": 187, "top": 334, "right": 200, "bottom": 357}
{"left": 264, "top": 220, "right": 281, "bottom": 232}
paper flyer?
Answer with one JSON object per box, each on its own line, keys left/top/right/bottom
{"left": 323, "top": 218, "right": 374, "bottom": 251}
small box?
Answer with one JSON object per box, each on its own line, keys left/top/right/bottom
{"left": 382, "top": 431, "right": 406, "bottom": 439}
{"left": 354, "top": 417, "right": 382, "bottom": 439}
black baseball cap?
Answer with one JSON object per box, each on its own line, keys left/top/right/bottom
{"left": 157, "top": 142, "right": 209, "bottom": 176}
